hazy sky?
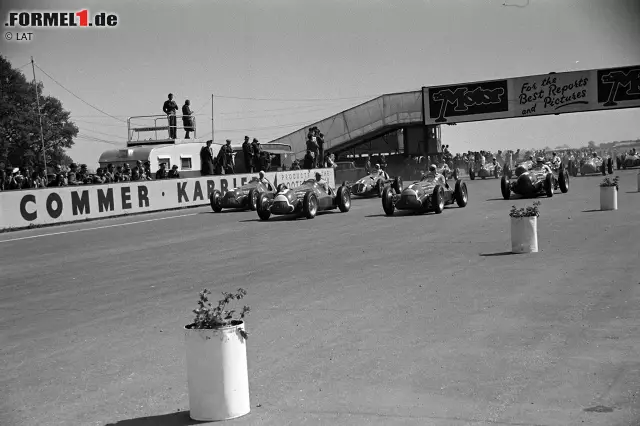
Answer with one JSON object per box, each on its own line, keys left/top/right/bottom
{"left": 2, "top": 0, "right": 639, "bottom": 167}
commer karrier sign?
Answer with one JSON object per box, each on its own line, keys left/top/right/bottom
{"left": 0, "top": 169, "right": 335, "bottom": 230}
{"left": 422, "top": 64, "right": 640, "bottom": 125}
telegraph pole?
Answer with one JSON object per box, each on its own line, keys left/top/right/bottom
{"left": 31, "top": 57, "right": 47, "bottom": 173}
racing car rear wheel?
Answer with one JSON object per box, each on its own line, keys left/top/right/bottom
{"left": 432, "top": 185, "right": 445, "bottom": 214}
{"left": 454, "top": 180, "right": 468, "bottom": 207}
{"left": 452, "top": 168, "right": 460, "bottom": 181}
{"left": 392, "top": 176, "right": 403, "bottom": 193}
{"left": 303, "top": 191, "right": 318, "bottom": 219}
{"left": 382, "top": 187, "right": 395, "bottom": 216}
{"left": 601, "top": 161, "right": 606, "bottom": 176}
{"left": 257, "top": 193, "right": 271, "bottom": 221}
{"left": 210, "top": 190, "right": 223, "bottom": 212}
{"left": 248, "top": 188, "right": 259, "bottom": 211}
{"left": 544, "top": 174, "right": 554, "bottom": 197}
{"left": 500, "top": 175, "right": 511, "bottom": 200}
{"left": 607, "top": 158, "right": 613, "bottom": 175}
{"left": 494, "top": 168, "right": 499, "bottom": 179}
{"left": 337, "top": 186, "right": 351, "bottom": 212}
{"left": 376, "top": 179, "right": 384, "bottom": 198}
{"left": 469, "top": 169, "right": 475, "bottom": 180}
{"left": 559, "top": 170, "right": 569, "bottom": 193}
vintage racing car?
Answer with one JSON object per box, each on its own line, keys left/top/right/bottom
{"left": 617, "top": 152, "right": 640, "bottom": 169}
{"left": 210, "top": 177, "right": 277, "bottom": 212}
{"left": 579, "top": 156, "right": 612, "bottom": 176}
{"left": 257, "top": 179, "right": 351, "bottom": 220}
{"left": 500, "top": 164, "right": 569, "bottom": 199}
{"left": 345, "top": 172, "right": 403, "bottom": 198}
{"left": 437, "top": 163, "right": 460, "bottom": 181}
{"left": 381, "top": 175, "right": 468, "bottom": 216}
{"left": 502, "top": 160, "right": 533, "bottom": 180}
{"left": 469, "top": 162, "right": 501, "bottom": 180}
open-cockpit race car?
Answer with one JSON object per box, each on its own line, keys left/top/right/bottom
{"left": 210, "top": 177, "right": 276, "bottom": 212}
{"left": 502, "top": 160, "right": 534, "bottom": 180}
{"left": 381, "top": 173, "right": 468, "bottom": 216}
{"left": 257, "top": 179, "right": 351, "bottom": 220}
{"left": 345, "top": 171, "right": 403, "bottom": 198}
{"left": 469, "top": 162, "right": 501, "bottom": 180}
{"left": 500, "top": 160, "right": 569, "bottom": 200}
{"left": 617, "top": 152, "right": 640, "bottom": 170}
{"left": 437, "top": 163, "right": 460, "bottom": 181}
{"left": 579, "top": 155, "right": 613, "bottom": 176}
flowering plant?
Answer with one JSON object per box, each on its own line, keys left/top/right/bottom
{"left": 188, "top": 288, "right": 250, "bottom": 338}
{"left": 600, "top": 176, "right": 619, "bottom": 190}
{"left": 509, "top": 200, "right": 541, "bottom": 218}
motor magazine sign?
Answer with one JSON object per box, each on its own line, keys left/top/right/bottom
{"left": 0, "top": 168, "right": 335, "bottom": 230}
{"left": 422, "top": 65, "right": 640, "bottom": 125}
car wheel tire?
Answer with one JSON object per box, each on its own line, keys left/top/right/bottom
{"left": 500, "top": 175, "right": 511, "bottom": 200}
{"left": 337, "top": 186, "right": 351, "bottom": 212}
{"left": 545, "top": 174, "right": 554, "bottom": 197}
{"left": 432, "top": 185, "right": 445, "bottom": 214}
{"left": 559, "top": 170, "right": 569, "bottom": 193}
{"left": 303, "top": 191, "right": 318, "bottom": 219}
{"left": 608, "top": 158, "right": 613, "bottom": 174}
{"left": 393, "top": 176, "right": 403, "bottom": 193}
{"left": 248, "top": 188, "right": 259, "bottom": 211}
{"left": 210, "top": 190, "right": 223, "bottom": 212}
{"left": 376, "top": 179, "right": 384, "bottom": 198}
{"left": 455, "top": 179, "right": 468, "bottom": 207}
{"left": 382, "top": 187, "right": 395, "bottom": 216}
{"left": 469, "top": 169, "right": 475, "bottom": 180}
{"left": 257, "top": 193, "right": 271, "bottom": 220}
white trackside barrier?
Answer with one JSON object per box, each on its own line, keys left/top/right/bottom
{"left": 511, "top": 216, "right": 538, "bottom": 254}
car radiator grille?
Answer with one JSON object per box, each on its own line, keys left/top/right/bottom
{"left": 273, "top": 201, "right": 289, "bottom": 209}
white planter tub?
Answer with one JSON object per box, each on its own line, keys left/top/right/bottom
{"left": 511, "top": 216, "right": 538, "bottom": 254}
{"left": 600, "top": 186, "right": 618, "bottom": 211}
{"left": 185, "top": 322, "right": 250, "bottom": 421}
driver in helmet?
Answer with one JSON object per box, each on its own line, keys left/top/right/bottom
{"left": 491, "top": 157, "right": 501, "bottom": 171}
{"left": 592, "top": 151, "right": 601, "bottom": 161}
{"left": 534, "top": 157, "right": 552, "bottom": 174}
{"left": 371, "top": 163, "right": 390, "bottom": 180}
{"left": 551, "top": 152, "right": 562, "bottom": 169}
{"left": 425, "top": 164, "right": 447, "bottom": 187}
{"left": 258, "top": 170, "right": 273, "bottom": 190}
{"left": 315, "top": 171, "right": 330, "bottom": 194}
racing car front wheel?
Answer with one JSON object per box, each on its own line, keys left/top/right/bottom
{"left": 607, "top": 158, "right": 613, "bottom": 175}
{"left": 382, "top": 187, "right": 395, "bottom": 216}
{"left": 248, "top": 188, "right": 259, "bottom": 211}
{"left": 303, "top": 191, "right": 318, "bottom": 219}
{"left": 337, "top": 186, "right": 351, "bottom": 212}
{"left": 257, "top": 193, "right": 271, "bottom": 221}
{"left": 210, "top": 190, "right": 223, "bottom": 212}
{"left": 376, "top": 179, "right": 384, "bottom": 198}
{"left": 392, "top": 177, "right": 403, "bottom": 193}
{"left": 455, "top": 180, "right": 468, "bottom": 207}
{"left": 432, "top": 185, "right": 445, "bottom": 214}
{"left": 469, "top": 169, "right": 475, "bottom": 180}
{"left": 500, "top": 176, "right": 511, "bottom": 200}
{"left": 544, "top": 174, "right": 554, "bottom": 197}
{"left": 559, "top": 170, "right": 569, "bottom": 193}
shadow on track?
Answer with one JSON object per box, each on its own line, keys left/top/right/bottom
{"left": 582, "top": 209, "right": 603, "bottom": 213}
{"left": 626, "top": 191, "right": 639, "bottom": 194}
{"left": 480, "top": 251, "right": 517, "bottom": 257}
{"left": 105, "top": 411, "right": 201, "bottom": 426}
{"left": 238, "top": 211, "right": 340, "bottom": 223}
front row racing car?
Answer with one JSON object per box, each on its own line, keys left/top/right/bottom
{"left": 257, "top": 179, "right": 351, "bottom": 220}
{"left": 381, "top": 174, "right": 468, "bottom": 216}
{"left": 346, "top": 172, "right": 403, "bottom": 198}
{"left": 500, "top": 164, "right": 569, "bottom": 199}
{"left": 210, "top": 177, "right": 276, "bottom": 212}
{"left": 579, "top": 155, "right": 613, "bottom": 176}
{"left": 469, "top": 162, "right": 501, "bottom": 180}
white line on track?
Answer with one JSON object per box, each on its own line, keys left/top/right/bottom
{"left": 0, "top": 212, "right": 200, "bottom": 244}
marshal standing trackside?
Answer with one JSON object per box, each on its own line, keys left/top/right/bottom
{"left": 4, "top": 10, "right": 118, "bottom": 28}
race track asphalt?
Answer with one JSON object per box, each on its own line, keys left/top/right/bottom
{"left": 1, "top": 170, "right": 640, "bottom": 426}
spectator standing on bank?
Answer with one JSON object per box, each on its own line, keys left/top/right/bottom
{"left": 200, "top": 140, "right": 215, "bottom": 176}
{"left": 317, "top": 132, "right": 325, "bottom": 167}
{"left": 182, "top": 99, "right": 194, "bottom": 139}
{"left": 163, "top": 93, "right": 179, "bottom": 139}
{"left": 67, "top": 163, "right": 82, "bottom": 185}
{"left": 220, "top": 139, "right": 235, "bottom": 174}
{"left": 306, "top": 133, "right": 318, "bottom": 168}
{"left": 251, "top": 138, "right": 261, "bottom": 171}
{"left": 242, "top": 136, "right": 254, "bottom": 173}
{"left": 144, "top": 161, "right": 153, "bottom": 180}
{"left": 168, "top": 165, "right": 181, "bottom": 178}
{"left": 303, "top": 150, "right": 314, "bottom": 169}
{"left": 156, "top": 163, "right": 168, "bottom": 179}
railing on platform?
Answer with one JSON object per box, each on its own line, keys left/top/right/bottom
{"left": 127, "top": 114, "right": 197, "bottom": 143}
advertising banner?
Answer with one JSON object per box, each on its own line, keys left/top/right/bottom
{"left": 0, "top": 168, "right": 335, "bottom": 230}
{"left": 423, "top": 64, "right": 640, "bottom": 125}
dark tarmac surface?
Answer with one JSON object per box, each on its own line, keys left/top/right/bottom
{"left": 1, "top": 170, "right": 640, "bottom": 426}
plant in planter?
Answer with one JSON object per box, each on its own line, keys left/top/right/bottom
{"left": 509, "top": 201, "right": 540, "bottom": 253}
{"left": 184, "top": 288, "right": 251, "bottom": 422}
{"left": 599, "top": 176, "right": 619, "bottom": 211}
